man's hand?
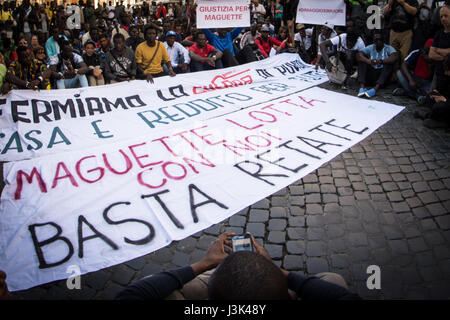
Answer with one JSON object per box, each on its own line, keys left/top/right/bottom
{"left": 146, "top": 73, "right": 154, "bottom": 84}
{"left": 27, "top": 79, "right": 41, "bottom": 90}
{"left": 93, "top": 68, "right": 103, "bottom": 78}
{"left": 206, "top": 57, "right": 216, "bottom": 68}
{"left": 191, "top": 232, "right": 235, "bottom": 276}
{"left": 0, "top": 270, "right": 11, "bottom": 300}
{"left": 179, "top": 63, "right": 188, "bottom": 73}
{"left": 168, "top": 69, "right": 176, "bottom": 77}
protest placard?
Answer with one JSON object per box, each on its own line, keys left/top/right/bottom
{"left": 196, "top": 0, "right": 251, "bottom": 29}
{"left": 296, "top": 0, "right": 346, "bottom": 26}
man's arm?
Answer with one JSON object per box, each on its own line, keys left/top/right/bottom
{"left": 382, "top": 51, "right": 399, "bottom": 64}
{"left": 429, "top": 47, "right": 450, "bottom": 61}
{"left": 397, "top": 0, "right": 418, "bottom": 16}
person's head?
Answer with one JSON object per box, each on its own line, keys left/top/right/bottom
{"left": 165, "top": 30, "right": 177, "bottom": 46}
{"left": 144, "top": 25, "right": 157, "bottom": 44}
{"left": 99, "top": 33, "right": 109, "bottom": 49}
{"left": 113, "top": 33, "right": 125, "bottom": 52}
{"left": 90, "top": 27, "right": 100, "bottom": 41}
{"left": 194, "top": 30, "right": 207, "bottom": 47}
{"left": 84, "top": 40, "right": 96, "bottom": 56}
{"left": 345, "top": 20, "right": 358, "bottom": 48}
{"left": 440, "top": 5, "right": 450, "bottom": 31}
{"left": 421, "top": 38, "right": 434, "bottom": 63}
{"left": 17, "top": 46, "right": 32, "bottom": 65}
{"left": 278, "top": 26, "right": 288, "bottom": 40}
{"left": 260, "top": 25, "right": 270, "bottom": 39}
{"left": 321, "top": 22, "right": 334, "bottom": 38}
{"left": 217, "top": 28, "right": 228, "bottom": 38}
{"left": 18, "top": 36, "right": 28, "bottom": 48}
{"left": 61, "top": 40, "right": 73, "bottom": 59}
{"left": 33, "top": 45, "right": 46, "bottom": 62}
{"left": 208, "top": 251, "right": 289, "bottom": 300}
{"left": 175, "top": 23, "right": 182, "bottom": 35}
{"left": 129, "top": 25, "right": 140, "bottom": 39}
{"left": 373, "top": 30, "right": 384, "bottom": 51}
{"left": 296, "top": 24, "right": 306, "bottom": 38}
{"left": 31, "top": 34, "right": 40, "bottom": 48}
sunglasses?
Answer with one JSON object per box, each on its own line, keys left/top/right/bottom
{"left": 19, "top": 41, "right": 28, "bottom": 45}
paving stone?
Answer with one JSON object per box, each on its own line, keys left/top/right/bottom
{"left": 268, "top": 231, "right": 286, "bottom": 244}
{"left": 426, "top": 203, "right": 448, "bottom": 217}
{"left": 228, "top": 215, "right": 247, "bottom": 227}
{"left": 268, "top": 219, "right": 287, "bottom": 231}
{"left": 196, "top": 235, "right": 217, "bottom": 250}
{"left": 251, "top": 198, "right": 270, "bottom": 209}
{"left": 246, "top": 223, "right": 265, "bottom": 238}
{"left": 433, "top": 245, "right": 450, "bottom": 260}
{"left": 265, "top": 244, "right": 284, "bottom": 259}
{"left": 392, "top": 201, "right": 411, "bottom": 213}
{"left": 347, "top": 233, "right": 369, "bottom": 247}
{"left": 283, "top": 255, "right": 304, "bottom": 271}
{"left": 407, "top": 237, "right": 429, "bottom": 253}
{"left": 324, "top": 203, "right": 341, "bottom": 213}
{"left": 306, "top": 241, "right": 327, "bottom": 257}
{"left": 84, "top": 271, "right": 110, "bottom": 291}
{"left": 304, "top": 184, "right": 320, "bottom": 194}
{"left": 325, "top": 224, "right": 346, "bottom": 239}
{"left": 423, "top": 230, "right": 446, "bottom": 246}
{"left": 287, "top": 227, "right": 306, "bottom": 240}
{"left": 289, "top": 206, "right": 305, "bottom": 216}
{"left": 435, "top": 216, "right": 450, "bottom": 230}
{"left": 330, "top": 254, "right": 350, "bottom": 269}
{"left": 419, "top": 266, "right": 444, "bottom": 282}
{"left": 271, "top": 196, "right": 289, "bottom": 207}
{"left": 306, "top": 258, "right": 329, "bottom": 274}
{"left": 286, "top": 241, "right": 306, "bottom": 255}
{"left": 204, "top": 224, "right": 223, "bottom": 236}
{"left": 306, "top": 215, "right": 324, "bottom": 227}
{"left": 417, "top": 191, "right": 440, "bottom": 205}
{"left": 172, "top": 251, "right": 191, "bottom": 267}
{"left": 288, "top": 216, "right": 305, "bottom": 227}
{"left": 307, "top": 227, "right": 326, "bottom": 241}
{"left": 248, "top": 209, "right": 270, "bottom": 223}
{"left": 389, "top": 239, "right": 409, "bottom": 255}
{"left": 382, "top": 225, "right": 405, "bottom": 240}
{"left": 270, "top": 207, "right": 288, "bottom": 218}
{"left": 305, "top": 204, "right": 323, "bottom": 215}
{"left": 348, "top": 247, "right": 371, "bottom": 262}
{"left": 323, "top": 212, "right": 343, "bottom": 224}
{"left": 290, "top": 196, "right": 305, "bottom": 206}
{"left": 305, "top": 193, "right": 322, "bottom": 204}
{"left": 124, "top": 256, "right": 147, "bottom": 271}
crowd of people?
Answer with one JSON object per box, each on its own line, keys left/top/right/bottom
{"left": 0, "top": 0, "right": 449, "bottom": 129}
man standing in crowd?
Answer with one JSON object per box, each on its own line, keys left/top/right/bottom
{"left": 384, "top": 0, "right": 419, "bottom": 61}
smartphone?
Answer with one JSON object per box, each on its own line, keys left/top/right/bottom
{"left": 231, "top": 234, "right": 254, "bottom": 252}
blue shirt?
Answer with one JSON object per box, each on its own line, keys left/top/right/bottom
{"left": 360, "top": 44, "right": 397, "bottom": 69}
{"left": 203, "top": 28, "right": 244, "bottom": 56}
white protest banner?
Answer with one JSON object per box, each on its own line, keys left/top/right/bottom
{"left": 0, "top": 54, "right": 328, "bottom": 162}
{"left": 196, "top": 0, "right": 250, "bottom": 29}
{"left": 0, "top": 83, "right": 404, "bottom": 291}
{"left": 296, "top": 0, "right": 346, "bottom": 27}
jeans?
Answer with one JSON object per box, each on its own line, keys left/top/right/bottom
{"left": 190, "top": 53, "right": 224, "bottom": 72}
{"left": 57, "top": 74, "right": 89, "bottom": 89}
{"left": 358, "top": 62, "right": 393, "bottom": 88}
{"left": 396, "top": 70, "right": 431, "bottom": 100}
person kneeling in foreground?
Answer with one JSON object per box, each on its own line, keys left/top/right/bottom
{"left": 115, "top": 233, "right": 361, "bottom": 300}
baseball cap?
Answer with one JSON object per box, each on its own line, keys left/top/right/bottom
{"left": 323, "top": 21, "right": 335, "bottom": 30}
{"left": 166, "top": 30, "right": 177, "bottom": 37}
{"left": 261, "top": 25, "right": 270, "bottom": 32}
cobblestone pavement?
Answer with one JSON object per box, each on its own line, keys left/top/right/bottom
{"left": 10, "top": 81, "right": 450, "bottom": 300}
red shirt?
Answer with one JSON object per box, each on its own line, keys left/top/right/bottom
{"left": 189, "top": 43, "right": 216, "bottom": 62}
{"left": 255, "top": 36, "right": 284, "bottom": 58}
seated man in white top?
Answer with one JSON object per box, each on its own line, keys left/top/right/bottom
{"left": 163, "top": 30, "right": 190, "bottom": 74}
{"left": 315, "top": 22, "right": 337, "bottom": 69}
{"left": 319, "top": 20, "right": 366, "bottom": 87}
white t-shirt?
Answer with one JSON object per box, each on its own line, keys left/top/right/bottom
{"left": 294, "top": 28, "right": 313, "bottom": 50}
{"left": 252, "top": 4, "right": 266, "bottom": 20}
{"left": 330, "top": 33, "right": 365, "bottom": 52}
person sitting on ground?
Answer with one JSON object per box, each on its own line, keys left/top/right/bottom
{"left": 126, "top": 25, "right": 144, "bottom": 52}
{"left": 393, "top": 38, "right": 434, "bottom": 104}
{"left": 294, "top": 23, "right": 314, "bottom": 63}
{"left": 254, "top": 24, "right": 286, "bottom": 59}
{"left": 115, "top": 233, "right": 361, "bottom": 300}
{"left": 6, "top": 46, "right": 50, "bottom": 91}
{"left": 320, "top": 20, "right": 366, "bottom": 88}
{"left": 49, "top": 40, "right": 89, "bottom": 89}
{"left": 45, "top": 27, "right": 68, "bottom": 60}
{"left": 414, "top": 54, "right": 450, "bottom": 129}
{"left": 202, "top": 27, "right": 243, "bottom": 68}
{"left": 135, "top": 24, "right": 175, "bottom": 83}
{"left": 314, "top": 22, "right": 337, "bottom": 70}
{"left": 189, "top": 30, "right": 223, "bottom": 72}
{"left": 104, "top": 33, "right": 136, "bottom": 83}
{"left": 82, "top": 40, "right": 105, "bottom": 86}
{"left": 238, "top": 23, "right": 263, "bottom": 63}
{"left": 163, "top": 30, "right": 190, "bottom": 74}
{"left": 356, "top": 31, "right": 399, "bottom": 98}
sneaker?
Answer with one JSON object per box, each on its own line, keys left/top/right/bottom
{"left": 365, "top": 88, "right": 376, "bottom": 98}
{"left": 417, "top": 95, "right": 427, "bottom": 105}
{"left": 423, "top": 119, "right": 448, "bottom": 129}
{"left": 357, "top": 88, "right": 367, "bottom": 97}
{"left": 392, "top": 88, "right": 405, "bottom": 96}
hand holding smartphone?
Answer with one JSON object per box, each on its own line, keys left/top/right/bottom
{"left": 231, "top": 234, "right": 254, "bottom": 252}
